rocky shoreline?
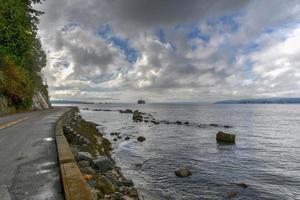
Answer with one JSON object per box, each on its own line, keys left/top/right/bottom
{"left": 62, "top": 109, "right": 140, "bottom": 200}
{"left": 83, "top": 108, "right": 233, "bottom": 129}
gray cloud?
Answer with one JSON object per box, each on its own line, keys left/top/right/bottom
{"left": 35, "top": 0, "right": 300, "bottom": 102}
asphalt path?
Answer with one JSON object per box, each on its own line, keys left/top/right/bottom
{"left": 0, "top": 107, "right": 69, "bottom": 200}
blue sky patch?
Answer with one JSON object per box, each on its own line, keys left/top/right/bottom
{"left": 97, "top": 25, "right": 138, "bottom": 64}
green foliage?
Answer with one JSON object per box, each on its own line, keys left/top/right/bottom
{"left": 0, "top": 0, "right": 48, "bottom": 110}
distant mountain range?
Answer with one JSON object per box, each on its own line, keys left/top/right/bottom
{"left": 215, "top": 97, "right": 300, "bottom": 104}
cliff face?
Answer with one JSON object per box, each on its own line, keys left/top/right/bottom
{"left": 0, "top": 90, "right": 51, "bottom": 116}
{"left": 32, "top": 90, "right": 51, "bottom": 110}
{"left": 0, "top": 95, "right": 14, "bottom": 115}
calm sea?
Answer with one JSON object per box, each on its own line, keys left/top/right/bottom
{"left": 70, "top": 103, "right": 300, "bottom": 200}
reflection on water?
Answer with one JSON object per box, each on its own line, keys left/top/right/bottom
{"left": 77, "top": 103, "right": 300, "bottom": 200}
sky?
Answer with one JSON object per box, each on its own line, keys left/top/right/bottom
{"left": 35, "top": 0, "right": 300, "bottom": 103}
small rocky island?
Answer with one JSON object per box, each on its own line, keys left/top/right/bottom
{"left": 137, "top": 100, "right": 146, "bottom": 104}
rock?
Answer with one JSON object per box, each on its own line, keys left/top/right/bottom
{"left": 111, "top": 132, "right": 120, "bottom": 136}
{"left": 175, "top": 121, "right": 182, "bottom": 125}
{"left": 75, "top": 152, "right": 93, "bottom": 163}
{"left": 113, "top": 138, "right": 118, "bottom": 142}
{"left": 135, "top": 163, "right": 142, "bottom": 167}
{"left": 183, "top": 121, "right": 189, "bottom": 125}
{"left": 227, "top": 191, "right": 237, "bottom": 198}
{"left": 175, "top": 167, "right": 192, "bottom": 177}
{"left": 132, "top": 110, "right": 143, "bottom": 122}
{"left": 80, "top": 167, "right": 96, "bottom": 175}
{"left": 117, "top": 135, "right": 122, "bottom": 139}
{"left": 224, "top": 125, "right": 233, "bottom": 128}
{"left": 137, "top": 136, "right": 146, "bottom": 142}
{"left": 91, "top": 189, "right": 104, "bottom": 199}
{"left": 112, "top": 192, "right": 123, "bottom": 200}
{"left": 216, "top": 131, "right": 235, "bottom": 144}
{"left": 95, "top": 175, "right": 116, "bottom": 194}
{"left": 237, "top": 182, "right": 248, "bottom": 188}
{"left": 124, "top": 136, "right": 130, "bottom": 140}
{"left": 144, "top": 120, "right": 149, "bottom": 123}
{"left": 77, "top": 160, "right": 90, "bottom": 168}
{"left": 92, "top": 156, "right": 114, "bottom": 173}
{"left": 119, "top": 109, "right": 133, "bottom": 114}
{"left": 137, "top": 100, "right": 146, "bottom": 104}
{"left": 121, "top": 179, "right": 134, "bottom": 187}
{"left": 127, "top": 188, "right": 139, "bottom": 197}
{"left": 151, "top": 120, "right": 160, "bottom": 125}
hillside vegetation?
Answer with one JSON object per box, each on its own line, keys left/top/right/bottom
{"left": 0, "top": 0, "right": 48, "bottom": 111}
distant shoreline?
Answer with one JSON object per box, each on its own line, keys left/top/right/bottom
{"left": 215, "top": 97, "right": 300, "bottom": 104}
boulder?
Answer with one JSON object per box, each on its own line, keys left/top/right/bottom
{"left": 77, "top": 160, "right": 90, "bottom": 168}
{"left": 137, "top": 136, "right": 146, "bottom": 142}
{"left": 92, "top": 156, "right": 114, "bottom": 173}
{"left": 216, "top": 131, "right": 235, "bottom": 144}
{"left": 127, "top": 188, "right": 139, "bottom": 197}
{"left": 132, "top": 110, "right": 143, "bottom": 122}
{"left": 121, "top": 179, "right": 134, "bottom": 187}
{"left": 95, "top": 175, "right": 116, "bottom": 194}
{"left": 124, "top": 136, "right": 130, "bottom": 140}
{"left": 151, "top": 120, "right": 160, "bottom": 125}
{"left": 175, "top": 121, "right": 182, "bottom": 125}
{"left": 80, "top": 167, "right": 96, "bottom": 175}
{"left": 237, "top": 182, "right": 248, "bottom": 188}
{"left": 119, "top": 109, "right": 133, "bottom": 114}
{"left": 75, "top": 152, "right": 93, "bottom": 163}
{"left": 175, "top": 167, "right": 192, "bottom": 177}
{"left": 227, "top": 191, "right": 237, "bottom": 199}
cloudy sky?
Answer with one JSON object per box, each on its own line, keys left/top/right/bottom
{"left": 35, "top": 0, "right": 300, "bottom": 102}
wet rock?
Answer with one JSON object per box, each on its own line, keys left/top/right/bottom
{"left": 227, "top": 191, "right": 237, "bottom": 198}
{"left": 175, "top": 167, "right": 192, "bottom": 177}
{"left": 127, "top": 188, "right": 139, "bottom": 197}
{"left": 135, "top": 163, "right": 142, "bottom": 167}
{"left": 175, "top": 121, "right": 182, "bottom": 125}
{"left": 111, "top": 132, "right": 120, "bottom": 136}
{"left": 137, "top": 136, "right": 146, "bottom": 142}
{"left": 119, "top": 109, "right": 133, "bottom": 114}
{"left": 75, "top": 152, "right": 93, "bottom": 163}
{"left": 112, "top": 192, "right": 123, "bottom": 200}
{"left": 92, "top": 156, "right": 114, "bottom": 173}
{"left": 95, "top": 175, "right": 116, "bottom": 194}
{"left": 216, "top": 131, "right": 235, "bottom": 144}
{"left": 121, "top": 179, "right": 134, "bottom": 187}
{"left": 151, "top": 120, "right": 160, "bottom": 125}
{"left": 161, "top": 120, "right": 170, "bottom": 125}
{"left": 124, "top": 136, "right": 130, "bottom": 140}
{"left": 144, "top": 120, "right": 149, "bottom": 123}
{"left": 91, "top": 189, "right": 104, "bottom": 199}
{"left": 117, "top": 135, "right": 122, "bottom": 139}
{"left": 77, "top": 160, "right": 90, "bottom": 168}
{"left": 236, "top": 182, "right": 248, "bottom": 188}
{"left": 210, "top": 123, "right": 219, "bottom": 127}
{"left": 80, "top": 166, "right": 96, "bottom": 175}
{"left": 113, "top": 138, "right": 118, "bottom": 142}
{"left": 132, "top": 110, "right": 143, "bottom": 122}
{"left": 183, "top": 121, "right": 189, "bottom": 125}
{"left": 224, "top": 125, "right": 233, "bottom": 128}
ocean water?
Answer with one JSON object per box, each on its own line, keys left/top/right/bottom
{"left": 76, "top": 103, "right": 300, "bottom": 200}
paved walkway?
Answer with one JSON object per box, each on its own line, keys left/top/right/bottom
{"left": 0, "top": 107, "right": 69, "bottom": 200}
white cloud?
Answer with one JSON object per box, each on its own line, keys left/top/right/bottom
{"left": 35, "top": 0, "right": 300, "bottom": 102}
